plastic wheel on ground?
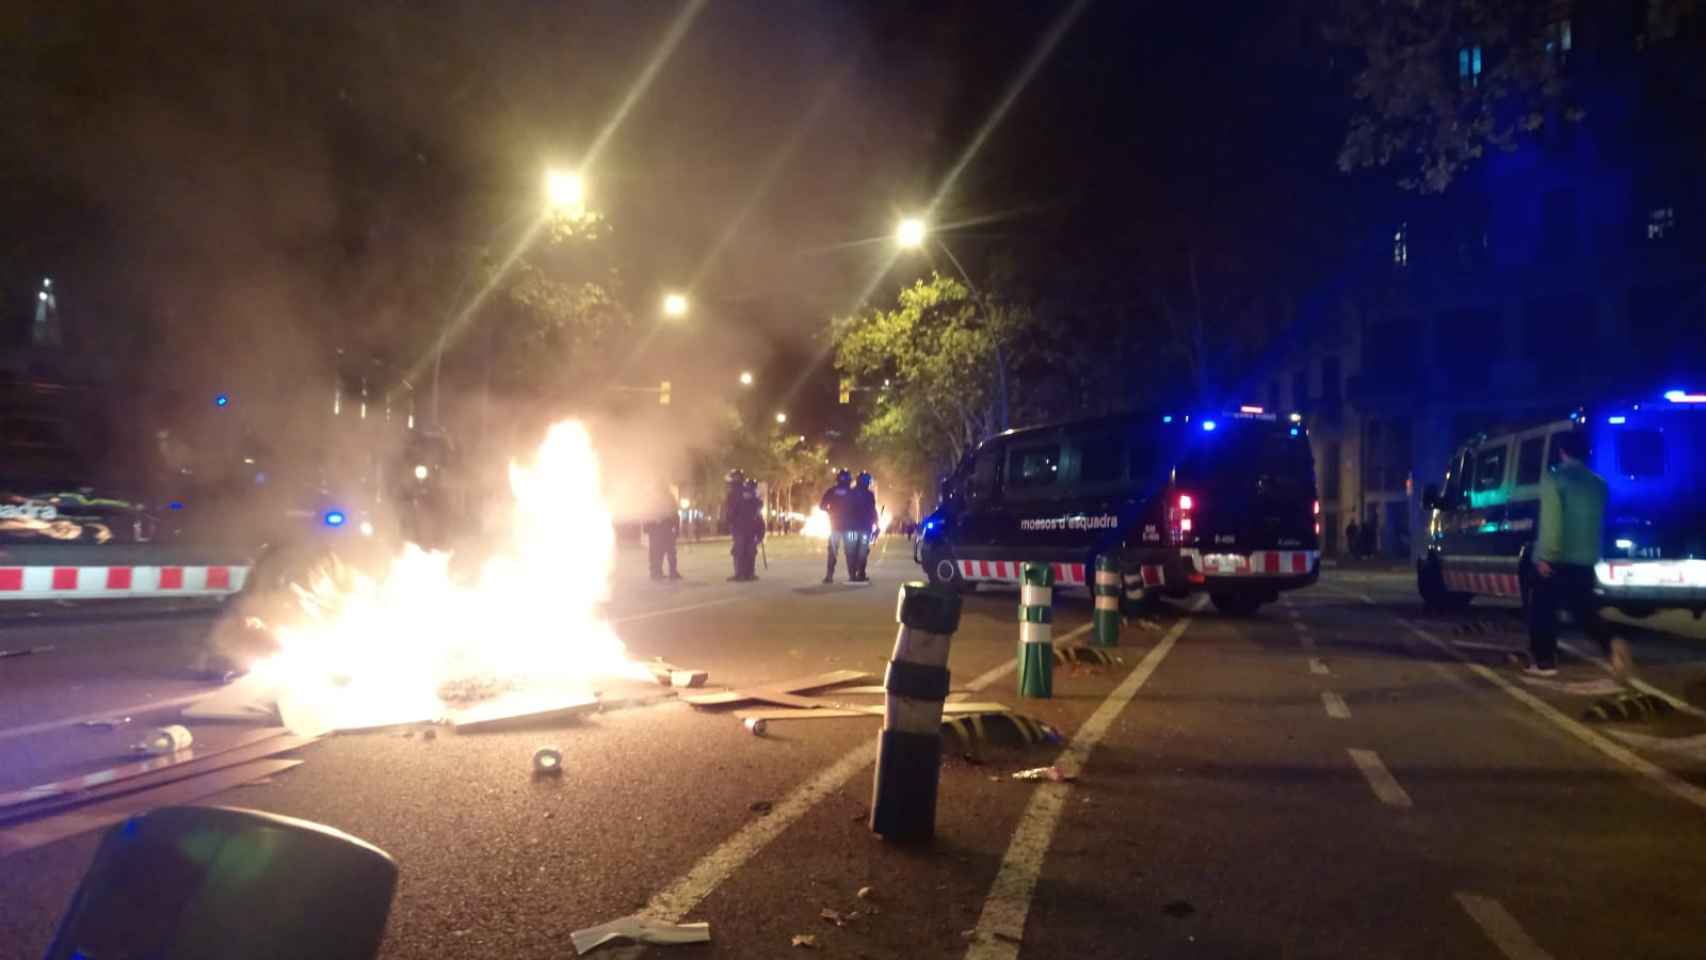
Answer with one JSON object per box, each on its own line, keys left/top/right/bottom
{"left": 1210, "top": 592, "right": 1264, "bottom": 617}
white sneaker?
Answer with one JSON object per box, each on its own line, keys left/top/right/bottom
{"left": 1522, "top": 664, "right": 1559, "bottom": 678}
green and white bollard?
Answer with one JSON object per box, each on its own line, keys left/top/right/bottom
{"left": 1092, "top": 555, "right": 1121, "bottom": 648}
{"left": 1018, "top": 562, "right": 1054, "bottom": 698}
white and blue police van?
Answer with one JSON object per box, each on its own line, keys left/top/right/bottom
{"left": 915, "top": 408, "right": 1320, "bottom": 615}
{"left": 1420, "top": 389, "right": 1706, "bottom": 618}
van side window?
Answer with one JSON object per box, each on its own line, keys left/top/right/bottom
{"left": 1004, "top": 443, "right": 1061, "bottom": 500}
{"left": 1473, "top": 444, "right": 1508, "bottom": 493}
{"left": 1515, "top": 436, "right": 1545, "bottom": 486}
{"left": 1072, "top": 429, "right": 1124, "bottom": 489}
{"left": 969, "top": 448, "right": 1000, "bottom": 502}
{"left": 1443, "top": 450, "right": 1469, "bottom": 505}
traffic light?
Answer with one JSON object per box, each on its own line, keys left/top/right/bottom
{"left": 838, "top": 376, "right": 852, "bottom": 405}
{"left": 659, "top": 380, "right": 671, "bottom": 405}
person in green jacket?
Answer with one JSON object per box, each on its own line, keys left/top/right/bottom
{"left": 1527, "top": 430, "right": 1629, "bottom": 676}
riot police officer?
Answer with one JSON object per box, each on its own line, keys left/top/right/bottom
{"left": 724, "top": 469, "right": 747, "bottom": 580}
{"left": 730, "top": 477, "right": 765, "bottom": 581}
{"left": 846, "top": 470, "right": 879, "bottom": 582}
{"left": 819, "top": 468, "right": 855, "bottom": 583}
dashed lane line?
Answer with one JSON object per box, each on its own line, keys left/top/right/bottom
{"left": 1455, "top": 893, "right": 1556, "bottom": 960}
{"left": 1348, "top": 748, "right": 1413, "bottom": 808}
{"left": 1321, "top": 690, "right": 1352, "bottom": 719}
{"left": 963, "top": 615, "right": 1193, "bottom": 960}
{"left": 1402, "top": 620, "right": 1706, "bottom": 813}
{"left": 641, "top": 619, "right": 1093, "bottom": 925}
{"left": 1308, "top": 657, "right": 1331, "bottom": 676}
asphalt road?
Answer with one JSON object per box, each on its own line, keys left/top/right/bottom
{"left": 4, "top": 538, "right": 1706, "bottom": 958}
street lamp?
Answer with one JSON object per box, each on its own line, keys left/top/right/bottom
{"left": 739, "top": 370, "right": 754, "bottom": 386}
{"left": 775, "top": 412, "right": 788, "bottom": 424}
{"left": 662, "top": 292, "right": 689, "bottom": 319}
{"left": 544, "top": 168, "right": 586, "bottom": 216}
{"left": 895, "top": 217, "right": 927, "bottom": 250}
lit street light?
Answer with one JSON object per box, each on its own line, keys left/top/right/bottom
{"left": 544, "top": 168, "right": 586, "bottom": 216}
{"left": 895, "top": 217, "right": 927, "bottom": 250}
{"left": 662, "top": 292, "right": 689, "bottom": 318}
{"left": 739, "top": 371, "right": 754, "bottom": 386}
{"left": 775, "top": 412, "right": 788, "bottom": 424}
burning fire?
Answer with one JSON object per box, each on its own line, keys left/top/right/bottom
{"left": 250, "top": 420, "right": 651, "bottom": 734}
{"left": 802, "top": 507, "right": 830, "bottom": 538}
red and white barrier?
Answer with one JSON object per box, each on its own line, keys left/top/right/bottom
{"left": 1442, "top": 568, "right": 1520, "bottom": 597}
{"left": 956, "top": 559, "right": 1087, "bottom": 586}
{"left": 0, "top": 565, "right": 249, "bottom": 600}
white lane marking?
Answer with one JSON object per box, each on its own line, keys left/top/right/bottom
{"left": 1455, "top": 893, "right": 1556, "bottom": 960}
{"left": 645, "top": 739, "right": 878, "bottom": 922}
{"left": 1321, "top": 690, "right": 1351, "bottom": 719}
{"left": 1347, "top": 748, "right": 1413, "bottom": 808}
{"left": 0, "top": 691, "right": 210, "bottom": 744}
{"left": 1403, "top": 621, "right": 1706, "bottom": 812}
{"left": 1308, "top": 657, "right": 1331, "bottom": 676}
{"left": 613, "top": 596, "right": 742, "bottom": 625}
{"left": 1557, "top": 639, "right": 1706, "bottom": 720}
{"left": 641, "top": 617, "right": 1093, "bottom": 924}
{"left": 963, "top": 616, "right": 1191, "bottom": 960}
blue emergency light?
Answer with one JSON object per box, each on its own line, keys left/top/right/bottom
{"left": 214, "top": 393, "right": 229, "bottom": 407}
{"left": 323, "top": 510, "right": 347, "bottom": 528}
{"left": 1202, "top": 420, "right": 1217, "bottom": 432}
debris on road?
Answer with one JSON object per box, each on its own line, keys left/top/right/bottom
{"left": 532, "top": 746, "right": 564, "bottom": 775}
{"left": 682, "top": 669, "right": 874, "bottom": 708}
{"left": 645, "top": 658, "right": 709, "bottom": 688}
{"left": 819, "top": 908, "right": 850, "bottom": 926}
{"left": 856, "top": 886, "right": 874, "bottom": 900}
{"left": 1011, "top": 765, "right": 1077, "bottom": 782}
{"left": 450, "top": 690, "right": 600, "bottom": 731}
{"left": 78, "top": 716, "right": 132, "bottom": 730}
{"left": 749, "top": 800, "right": 773, "bottom": 814}
{"left": 790, "top": 933, "right": 818, "bottom": 949}
{"left": 744, "top": 717, "right": 769, "bottom": 736}
{"left": 0, "top": 644, "right": 55, "bottom": 659}
{"left": 1584, "top": 693, "right": 1675, "bottom": 723}
{"left": 135, "top": 724, "right": 193, "bottom": 756}
{"left": 568, "top": 915, "right": 711, "bottom": 954}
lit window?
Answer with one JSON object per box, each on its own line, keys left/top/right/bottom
{"left": 1458, "top": 44, "right": 1482, "bottom": 89}
{"left": 1648, "top": 207, "right": 1676, "bottom": 241}
{"left": 1393, "top": 222, "right": 1409, "bottom": 267}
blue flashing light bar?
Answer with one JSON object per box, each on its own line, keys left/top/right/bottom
{"left": 1202, "top": 420, "right": 1217, "bottom": 432}
{"left": 323, "top": 510, "right": 347, "bottom": 527}
{"left": 1162, "top": 415, "right": 1173, "bottom": 423}
{"left": 1664, "top": 390, "right": 1706, "bottom": 403}
{"left": 214, "top": 393, "right": 230, "bottom": 407}
{"left": 1289, "top": 427, "right": 1300, "bottom": 437}
{"left": 1607, "top": 415, "right": 1627, "bottom": 425}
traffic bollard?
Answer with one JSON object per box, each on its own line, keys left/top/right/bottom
{"left": 1091, "top": 555, "right": 1121, "bottom": 648}
{"left": 869, "top": 581, "right": 962, "bottom": 842}
{"left": 1017, "top": 562, "right": 1054, "bottom": 698}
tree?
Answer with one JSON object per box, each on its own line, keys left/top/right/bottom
{"left": 833, "top": 273, "right": 1033, "bottom": 478}
{"left": 1331, "top": 0, "right": 1576, "bottom": 193}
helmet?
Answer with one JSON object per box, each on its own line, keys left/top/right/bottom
{"left": 745, "top": 478, "right": 758, "bottom": 492}
{"left": 856, "top": 471, "right": 872, "bottom": 487}
{"left": 835, "top": 468, "right": 851, "bottom": 485}
{"left": 726, "top": 468, "right": 745, "bottom": 484}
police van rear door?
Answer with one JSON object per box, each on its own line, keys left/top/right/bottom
{"left": 1595, "top": 406, "right": 1706, "bottom": 560}
{"left": 1175, "top": 418, "right": 1316, "bottom": 553}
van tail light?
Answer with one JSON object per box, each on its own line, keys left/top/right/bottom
{"left": 1169, "top": 491, "right": 1195, "bottom": 544}
{"left": 1312, "top": 499, "right": 1320, "bottom": 516}
{"left": 1179, "top": 494, "right": 1194, "bottom": 511}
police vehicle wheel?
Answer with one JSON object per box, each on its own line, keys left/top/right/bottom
{"left": 1418, "top": 559, "right": 1472, "bottom": 612}
{"left": 1210, "top": 592, "right": 1263, "bottom": 617}
{"left": 924, "top": 551, "right": 971, "bottom": 593}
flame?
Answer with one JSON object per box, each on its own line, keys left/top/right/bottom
{"left": 251, "top": 420, "right": 650, "bottom": 734}
{"left": 802, "top": 507, "right": 830, "bottom": 538}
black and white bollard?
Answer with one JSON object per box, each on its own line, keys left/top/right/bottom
{"left": 869, "top": 581, "right": 962, "bottom": 842}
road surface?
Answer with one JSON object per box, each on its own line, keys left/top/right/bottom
{"left": 4, "top": 537, "right": 1706, "bottom": 958}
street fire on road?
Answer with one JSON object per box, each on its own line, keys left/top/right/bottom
{"left": 247, "top": 420, "right": 653, "bottom": 734}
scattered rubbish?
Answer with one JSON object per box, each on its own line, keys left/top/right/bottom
{"left": 568, "top": 915, "right": 711, "bottom": 954}
{"left": 744, "top": 717, "right": 769, "bottom": 737}
{"left": 671, "top": 670, "right": 708, "bottom": 688}
{"left": 819, "top": 908, "right": 848, "bottom": 926}
{"left": 749, "top": 800, "right": 773, "bottom": 814}
{"left": 421, "top": 728, "right": 438, "bottom": 741}
{"left": 1162, "top": 900, "right": 1195, "bottom": 918}
{"left": 682, "top": 670, "right": 874, "bottom": 708}
{"left": 1053, "top": 644, "right": 1117, "bottom": 666}
{"left": 532, "top": 746, "right": 564, "bottom": 776}
{"left": 960, "top": 929, "right": 978, "bottom": 941}
{"left": 856, "top": 886, "right": 874, "bottom": 900}
{"left": 1010, "top": 766, "right": 1076, "bottom": 782}
{"left": 135, "top": 725, "right": 193, "bottom": 756}
{"left": 449, "top": 691, "right": 599, "bottom": 730}
{"left": 0, "top": 644, "right": 55, "bottom": 660}
{"left": 79, "top": 717, "right": 132, "bottom": 731}
{"left": 790, "top": 933, "right": 818, "bottom": 949}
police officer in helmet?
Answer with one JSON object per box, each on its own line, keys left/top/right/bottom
{"left": 847, "top": 470, "right": 878, "bottom": 582}
{"left": 724, "top": 469, "right": 747, "bottom": 580}
{"left": 819, "top": 468, "right": 855, "bottom": 583}
{"left": 729, "top": 475, "right": 764, "bottom": 581}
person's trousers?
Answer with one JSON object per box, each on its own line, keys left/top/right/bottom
{"left": 826, "top": 531, "right": 849, "bottom": 577}
{"left": 648, "top": 531, "right": 678, "bottom": 577}
{"left": 733, "top": 535, "right": 758, "bottom": 578}
{"left": 1528, "top": 563, "right": 1609, "bottom": 669}
{"left": 845, "top": 531, "right": 871, "bottom": 577}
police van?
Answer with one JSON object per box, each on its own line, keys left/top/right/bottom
{"left": 915, "top": 409, "right": 1320, "bottom": 615}
{"left": 1419, "top": 390, "right": 1706, "bottom": 617}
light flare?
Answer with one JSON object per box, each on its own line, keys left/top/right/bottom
{"left": 802, "top": 507, "right": 831, "bottom": 538}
